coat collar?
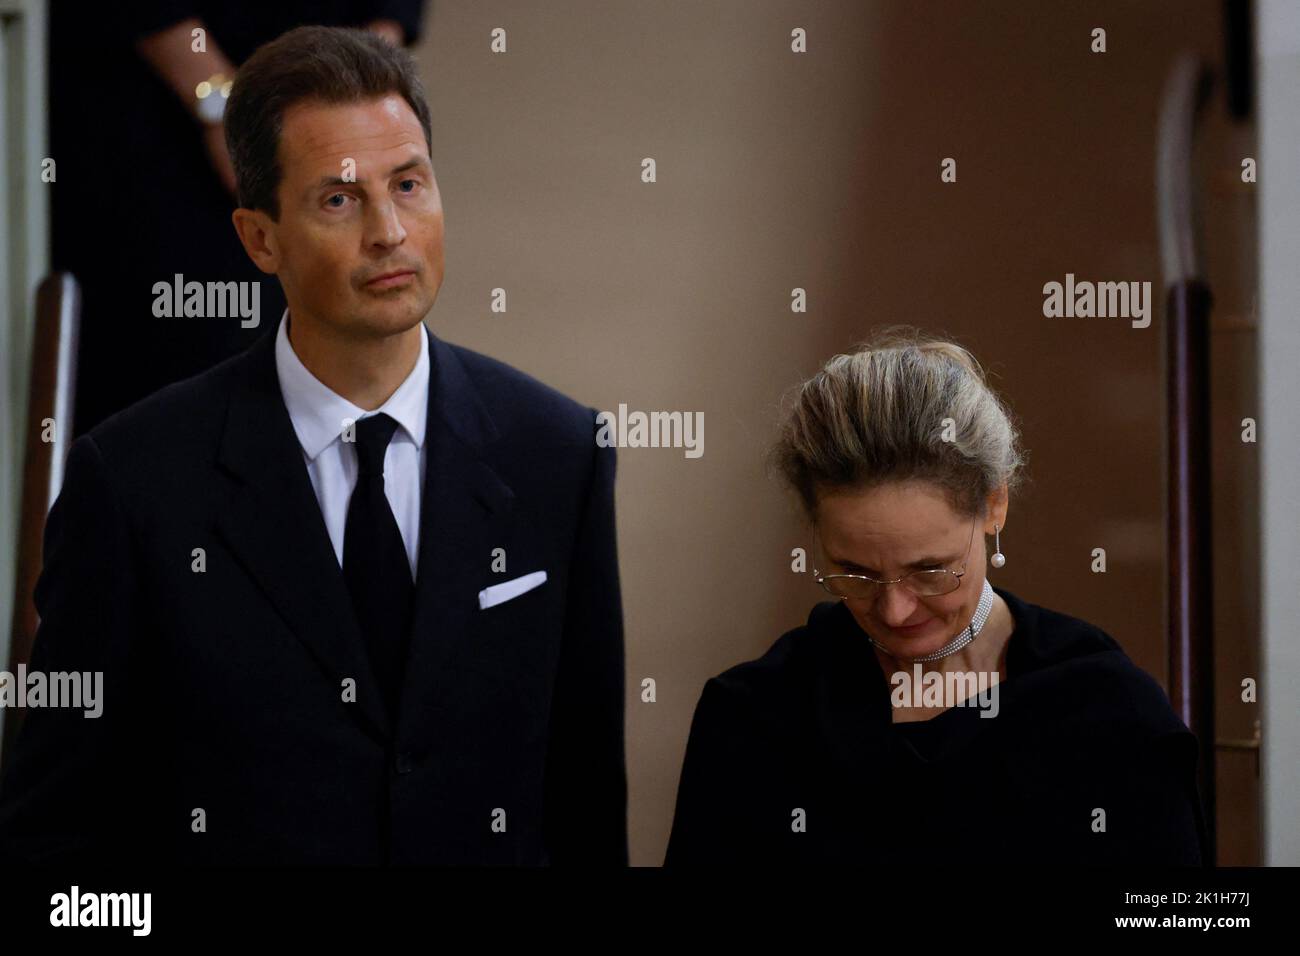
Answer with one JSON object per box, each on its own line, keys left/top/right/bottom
{"left": 807, "top": 585, "right": 1189, "bottom": 773}
{"left": 808, "top": 585, "right": 1049, "bottom": 771}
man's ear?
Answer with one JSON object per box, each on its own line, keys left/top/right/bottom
{"left": 231, "top": 207, "right": 280, "bottom": 275}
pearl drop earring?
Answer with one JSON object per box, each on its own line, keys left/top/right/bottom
{"left": 991, "top": 524, "right": 1006, "bottom": 568}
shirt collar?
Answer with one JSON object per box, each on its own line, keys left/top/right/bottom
{"left": 274, "top": 307, "right": 429, "bottom": 462}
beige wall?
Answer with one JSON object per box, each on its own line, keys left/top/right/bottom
{"left": 411, "top": 0, "right": 1257, "bottom": 865}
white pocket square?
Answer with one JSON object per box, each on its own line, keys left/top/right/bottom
{"left": 478, "top": 570, "right": 548, "bottom": 610}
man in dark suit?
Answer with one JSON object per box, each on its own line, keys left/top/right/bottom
{"left": 0, "top": 25, "right": 627, "bottom": 865}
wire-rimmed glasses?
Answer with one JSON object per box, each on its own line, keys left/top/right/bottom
{"left": 813, "top": 516, "right": 978, "bottom": 599}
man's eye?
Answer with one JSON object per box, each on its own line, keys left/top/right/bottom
{"left": 325, "top": 193, "right": 349, "bottom": 208}
{"left": 398, "top": 179, "right": 419, "bottom": 193}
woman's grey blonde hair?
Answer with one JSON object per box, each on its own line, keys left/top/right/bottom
{"left": 769, "top": 326, "right": 1027, "bottom": 522}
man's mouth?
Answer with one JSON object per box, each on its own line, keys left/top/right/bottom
{"left": 364, "top": 269, "right": 417, "bottom": 289}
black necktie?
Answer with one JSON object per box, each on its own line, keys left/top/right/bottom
{"left": 343, "top": 413, "right": 414, "bottom": 723}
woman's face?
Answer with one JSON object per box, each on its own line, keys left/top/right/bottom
{"left": 815, "top": 480, "right": 1005, "bottom": 660}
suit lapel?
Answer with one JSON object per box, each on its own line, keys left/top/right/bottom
{"left": 213, "top": 328, "right": 391, "bottom": 741}
{"left": 398, "top": 327, "right": 515, "bottom": 746}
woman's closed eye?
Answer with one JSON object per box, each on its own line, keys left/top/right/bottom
{"left": 848, "top": 564, "right": 943, "bottom": 575}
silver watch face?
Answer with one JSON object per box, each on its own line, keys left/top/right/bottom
{"left": 196, "top": 91, "right": 227, "bottom": 124}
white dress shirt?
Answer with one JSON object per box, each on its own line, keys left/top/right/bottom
{"left": 274, "top": 308, "right": 429, "bottom": 581}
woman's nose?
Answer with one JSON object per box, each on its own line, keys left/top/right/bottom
{"left": 874, "top": 581, "right": 920, "bottom": 625}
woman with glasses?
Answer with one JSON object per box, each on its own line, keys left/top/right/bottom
{"left": 663, "top": 327, "right": 1209, "bottom": 866}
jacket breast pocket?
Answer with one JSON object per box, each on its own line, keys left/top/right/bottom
{"left": 478, "top": 570, "right": 547, "bottom": 610}
{"left": 462, "top": 571, "right": 562, "bottom": 721}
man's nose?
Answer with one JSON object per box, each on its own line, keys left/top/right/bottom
{"left": 365, "top": 198, "right": 407, "bottom": 248}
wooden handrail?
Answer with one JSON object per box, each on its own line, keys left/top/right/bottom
{"left": 1156, "top": 52, "right": 1217, "bottom": 862}
{"left": 1, "top": 273, "right": 81, "bottom": 768}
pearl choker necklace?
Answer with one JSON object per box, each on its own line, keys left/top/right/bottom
{"left": 867, "top": 578, "right": 996, "bottom": 663}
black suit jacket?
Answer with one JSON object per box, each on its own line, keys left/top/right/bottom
{"left": 0, "top": 323, "right": 627, "bottom": 865}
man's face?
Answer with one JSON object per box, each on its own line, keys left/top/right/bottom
{"left": 260, "top": 94, "right": 443, "bottom": 338}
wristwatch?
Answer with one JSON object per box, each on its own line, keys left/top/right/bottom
{"left": 194, "top": 72, "right": 232, "bottom": 125}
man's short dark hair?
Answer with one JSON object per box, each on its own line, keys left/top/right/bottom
{"left": 224, "top": 25, "right": 433, "bottom": 219}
